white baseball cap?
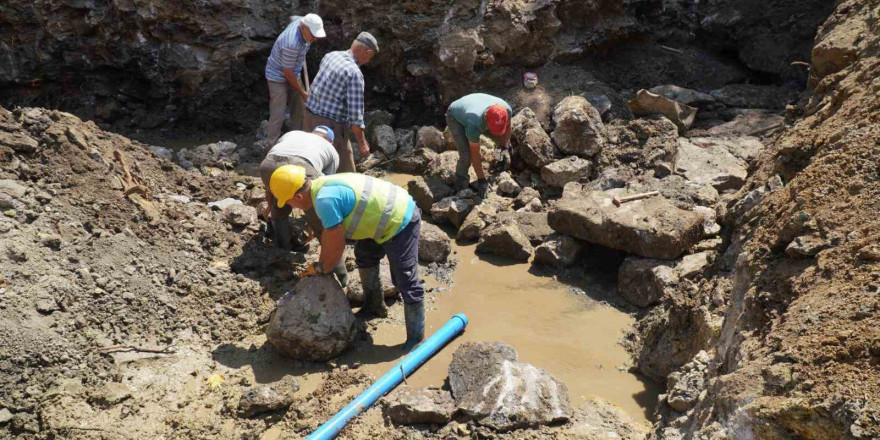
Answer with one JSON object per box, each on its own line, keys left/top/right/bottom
{"left": 301, "top": 14, "right": 326, "bottom": 38}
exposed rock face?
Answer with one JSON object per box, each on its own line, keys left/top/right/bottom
{"left": 266, "top": 276, "right": 356, "bottom": 361}
{"left": 551, "top": 96, "right": 606, "bottom": 158}
{"left": 237, "top": 376, "right": 299, "bottom": 417}
{"left": 511, "top": 108, "right": 556, "bottom": 169}
{"left": 448, "top": 341, "right": 572, "bottom": 431}
{"left": 541, "top": 156, "right": 592, "bottom": 188}
{"left": 408, "top": 177, "right": 453, "bottom": 213}
{"left": 476, "top": 217, "right": 533, "bottom": 262}
{"left": 675, "top": 138, "right": 749, "bottom": 191}
{"left": 665, "top": 351, "right": 709, "bottom": 413}
{"left": 383, "top": 386, "right": 456, "bottom": 425}
{"left": 549, "top": 187, "right": 704, "bottom": 260}
{"left": 419, "top": 221, "right": 452, "bottom": 263}
{"left": 534, "top": 234, "right": 582, "bottom": 267}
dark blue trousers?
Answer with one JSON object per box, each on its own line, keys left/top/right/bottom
{"left": 354, "top": 208, "right": 424, "bottom": 304}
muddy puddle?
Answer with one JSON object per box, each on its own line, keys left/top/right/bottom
{"left": 339, "top": 173, "right": 661, "bottom": 423}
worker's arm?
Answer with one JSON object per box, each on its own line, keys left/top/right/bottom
{"left": 469, "top": 141, "right": 486, "bottom": 180}
{"left": 283, "top": 68, "right": 308, "bottom": 101}
{"left": 318, "top": 225, "right": 346, "bottom": 273}
{"left": 351, "top": 126, "right": 370, "bottom": 159}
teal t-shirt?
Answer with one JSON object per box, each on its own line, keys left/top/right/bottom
{"left": 448, "top": 93, "right": 512, "bottom": 143}
{"left": 314, "top": 183, "right": 415, "bottom": 235}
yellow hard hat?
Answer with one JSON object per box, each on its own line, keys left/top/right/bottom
{"left": 269, "top": 165, "right": 307, "bottom": 208}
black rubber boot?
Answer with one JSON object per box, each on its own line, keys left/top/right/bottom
{"left": 332, "top": 261, "right": 349, "bottom": 288}
{"left": 454, "top": 176, "right": 470, "bottom": 192}
{"left": 402, "top": 301, "right": 425, "bottom": 352}
{"left": 358, "top": 267, "right": 388, "bottom": 318}
{"left": 271, "top": 218, "right": 292, "bottom": 250}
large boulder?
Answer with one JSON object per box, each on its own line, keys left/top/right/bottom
{"left": 419, "top": 221, "right": 452, "bottom": 263}
{"left": 511, "top": 108, "right": 556, "bottom": 169}
{"left": 266, "top": 276, "right": 357, "bottom": 361}
{"left": 628, "top": 89, "right": 697, "bottom": 132}
{"left": 534, "top": 234, "right": 583, "bottom": 267}
{"left": 408, "top": 177, "right": 453, "bottom": 213}
{"left": 383, "top": 386, "right": 456, "bottom": 425}
{"left": 416, "top": 126, "right": 447, "bottom": 152}
{"left": 548, "top": 187, "right": 704, "bottom": 260}
{"left": 676, "top": 138, "right": 748, "bottom": 191}
{"left": 449, "top": 341, "right": 572, "bottom": 431}
{"left": 372, "top": 124, "right": 397, "bottom": 157}
{"left": 476, "top": 217, "right": 533, "bottom": 262}
{"left": 427, "top": 150, "right": 469, "bottom": 185}
{"left": 178, "top": 141, "right": 238, "bottom": 167}
{"left": 457, "top": 202, "right": 498, "bottom": 242}
{"left": 541, "top": 156, "right": 592, "bottom": 188}
{"left": 551, "top": 96, "right": 606, "bottom": 158}
{"left": 599, "top": 117, "right": 679, "bottom": 175}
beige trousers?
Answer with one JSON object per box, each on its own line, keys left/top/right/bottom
{"left": 267, "top": 79, "right": 305, "bottom": 144}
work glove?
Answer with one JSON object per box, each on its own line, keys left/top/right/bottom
{"left": 297, "top": 262, "right": 323, "bottom": 279}
{"left": 499, "top": 148, "right": 511, "bottom": 172}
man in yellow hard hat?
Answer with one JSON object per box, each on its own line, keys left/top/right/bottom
{"left": 268, "top": 165, "right": 425, "bottom": 351}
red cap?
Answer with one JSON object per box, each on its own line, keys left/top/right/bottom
{"left": 485, "top": 104, "right": 508, "bottom": 136}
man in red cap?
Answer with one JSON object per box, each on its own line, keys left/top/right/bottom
{"left": 446, "top": 93, "right": 513, "bottom": 196}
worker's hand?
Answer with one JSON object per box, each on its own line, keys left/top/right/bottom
{"left": 297, "top": 262, "right": 323, "bottom": 279}
{"left": 299, "top": 90, "right": 309, "bottom": 102}
{"left": 499, "top": 149, "right": 511, "bottom": 172}
{"left": 357, "top": 140, "right": 370, "bottom": 161}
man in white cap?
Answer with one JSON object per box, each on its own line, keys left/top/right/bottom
{"left": 304, "top": 31, "right": 378, "bottom": 173}
{"left": 265, "top": 13, "right": 326, "bottom": 144}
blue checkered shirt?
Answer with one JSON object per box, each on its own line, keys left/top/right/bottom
{"left": 306, "top": 50, "right": 366, "bottom": 128}
{"left": 265, "top": 18, "right": 310, "bottom": 83}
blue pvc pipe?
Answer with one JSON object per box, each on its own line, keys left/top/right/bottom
{"left": 306, "top": 313, "right": 469, "bottom": 440}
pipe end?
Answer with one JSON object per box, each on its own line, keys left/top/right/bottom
{"left": 452, "top": 313, "right": 469, "bottom": 328}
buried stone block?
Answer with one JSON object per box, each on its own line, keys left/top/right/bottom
{"left": 266, "top": 276, "right": 356, "bottom": 361}
{"left": 549, "top": 188, "right": 704, "bottom": 260}
{"left": 408, "top": 177, "right": 453, "bottom": 213}
{"left": 431, "top": 196, "right": 475, "bottom": 228}
{"left": 534, "top": 233, "right": 583, "bottom": 267}
{"left": 541, "top": 156, "right": 592, "bottom": 188}
{"left": 676, "top": 138, "right": 748, "bottom": 192}
{"left": 383, "top": 386, "right": 456, "bottom": 425}
{"left": 449, "top": 341, "right": 572, "bottom": 431}
{"left": 238, "top": 376, "right": 299, "bottom": 417}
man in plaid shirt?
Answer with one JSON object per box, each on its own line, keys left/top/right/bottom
{"left": 305, "top": 32, "right": 378, "bottom": 173}
{"left": 265, "top": 14, "right": 326, "bottom": 144}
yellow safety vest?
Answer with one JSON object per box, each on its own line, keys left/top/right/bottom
{"left": 310, "top": 173, "right": 412, "bottom": 244}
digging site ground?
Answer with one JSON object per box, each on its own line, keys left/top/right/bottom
{"left": 1, "top": 0, "right": 879, "bottom": 439}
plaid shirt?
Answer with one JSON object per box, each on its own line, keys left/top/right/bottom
{"left": 306, "top": 50, "right": 365, "bottom": 128}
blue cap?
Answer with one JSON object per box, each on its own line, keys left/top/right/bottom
{"left": 313, "top": 125, "right": 334, "bottom": 141}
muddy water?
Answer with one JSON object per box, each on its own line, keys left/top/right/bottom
{"left": 342, "top": 173, "right": 660, "bottom": 423}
